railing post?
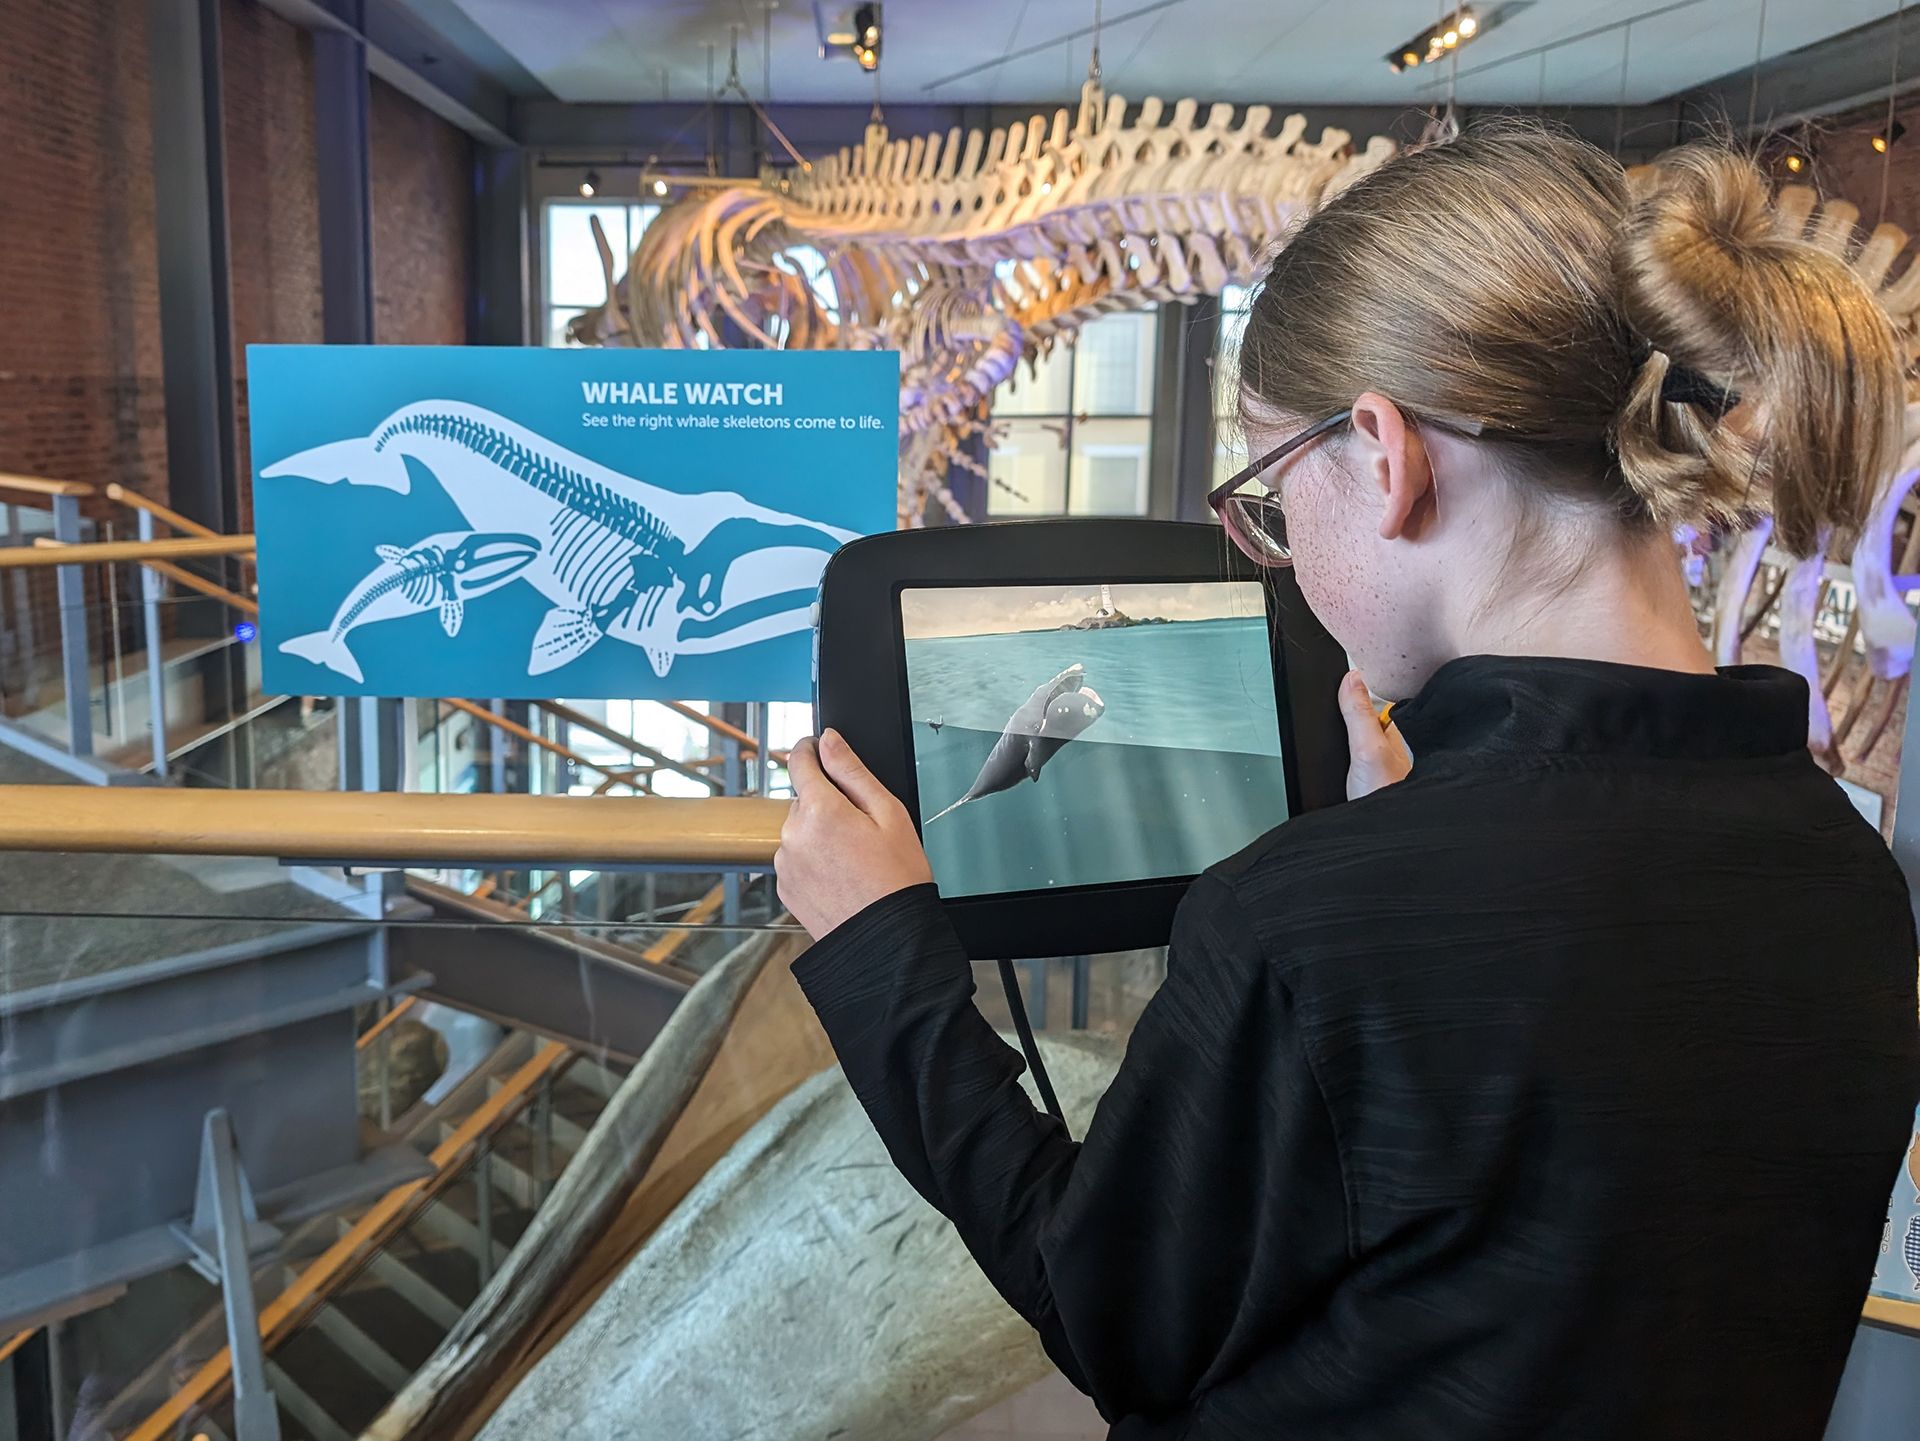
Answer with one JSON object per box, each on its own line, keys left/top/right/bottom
{"left": 193, "top": 1110, "right": 283, "bottom": 1441}
{"left": 52, "top": 495, "right": 93, "bottom": 758}
{"left": 138, "top": 511, "right": 170, "bottom": 777}
{"left": 722, "top": 730, "right": 743, "bottom": 925}
{"left": 1070, "top": 954, "right": 1090, "bottom": 1030}
{"left": 475, "top": 1140, "right": 495, "bottom": 1286}
{"left": 488, "top": 697, "right": 508, "bottom": 793}
{"left": 3, "top": 504, "right": 33, "bottom": 692}
{"left": 532, "top": 1078, "right": 554, "bottom": 1208}
{"left": 748, "top": 701, "right": 771, "bottom": 794}
{"left": 1026, "top": 958, "right": 1049, "bottom": 1031}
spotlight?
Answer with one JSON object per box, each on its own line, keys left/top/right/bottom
{"left": 1387, "top": 5, "right": 1483, "bottom": 72}
{"left": 1873, "top": 121, "right": 1907, "bottom": 154}
{"left": 1784, "top": 152, "right": 1806, "bottom": 174}
{"left": 579, "top": 169, "right": 600, "bottom": 198}
{"left": 652, "top": 177, "right": 669, "bottom": 197}
{"left": 851, "top": 3, "right": 881, "bottom": 69}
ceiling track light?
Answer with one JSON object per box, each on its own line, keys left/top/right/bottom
{"left": 1386, "top": 5, "right": 1481, "bottom": 73}
{"left": 1873, "top": 120, "right": 1907, "bottom": 154}
{"left": 579, "top": 168, "right": 601, "bottom": 198}
{"left": 852, "top": 2, "right": 881, "bottom": 70}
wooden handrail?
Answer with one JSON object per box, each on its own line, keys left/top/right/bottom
{"left": 0, "top": 1329, "right": 34, "bottom": 1365}
{"left": 641, "top": 884, "right": 727, "bottom": 963}
{"left": 356, "top": 996, "right": 419, "bottom": 1051}
{"left": 103, "top": 483, "right": 222, "bottom": 543}
{"left": 534, "top": 700, "right": 720, "bottom": 792}
{"left": 0, "top": 786, "right": 786, "bottom": 864}
{"left": 4, "top": 535, "right": 254, "bottom": 568}
{"left": 126, "top": 1040, "right": 574, "bottom": 1441}
{"left": 443, "top": 698, "right": 648, "bottom": 793}
{"left": 0, "top": 472, "right": 93, "bottom": 501}
{"left": 660, "top": 700, "right": 790, "bottom": 765}
{"left": 145, "top": 559, "right": 256, "bottom": 615}
{"left": 1863, "top": 1294, "right": 1920, "bottom": 1334}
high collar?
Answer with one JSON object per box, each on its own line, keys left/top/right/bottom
{"left": 1388, "top": 656, "right": 1810, "bottom": 767}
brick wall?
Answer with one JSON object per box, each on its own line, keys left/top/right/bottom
{"left": 0, "top": 0, "right": 168, "bottom": 502}
{"left": 371, "top": 77, "right": 473, "bottom": 345}
{"left": 0, "top": 0, "right": 473, "bottom": 706}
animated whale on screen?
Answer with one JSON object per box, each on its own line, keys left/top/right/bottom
{"left": 927, "top": 663, "right": 1105, "bottom": 823}
{"left": 261, "top": 401, "right": 855, "bottom": 681}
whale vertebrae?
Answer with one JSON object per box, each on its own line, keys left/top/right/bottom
{"left": 378, "top": 411, "right": 680, "bottom": 559}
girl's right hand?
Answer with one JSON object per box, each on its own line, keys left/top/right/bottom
{"left": 1339, "top": 670, "right": 1413, "bottom": 800}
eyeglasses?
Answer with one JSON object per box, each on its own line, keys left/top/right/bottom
{"left": 1207, "top": 409, "right": 1352, "bottom": 567}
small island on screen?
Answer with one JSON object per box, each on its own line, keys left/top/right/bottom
{"left": 899, "top": 581, "right": 1290, "bottom": 899}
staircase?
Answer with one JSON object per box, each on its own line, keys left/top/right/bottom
{"left": 93, "top": 1034, "right": 633, "bottom": 1440}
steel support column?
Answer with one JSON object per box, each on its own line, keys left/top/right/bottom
{"left": 471, "top": 146, "right": 528, "bottom": 346}
{"left": 148, "top": 0, "right": 240, "bottom": 538}
{"left": 1151, "top": 299, "right": 1221, "bottom": 523}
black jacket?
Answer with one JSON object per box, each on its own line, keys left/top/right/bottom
{"left": 793, "top": 656, "right": 1919, "bottom": 1439}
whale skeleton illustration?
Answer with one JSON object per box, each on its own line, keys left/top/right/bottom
{"left": 262, "top": 402, "right": 857, "bottom": 680}
{"left": 927, "top": 662, "right": 1105, "bottom": 823}
{"left": 279, "top": 530, "right": 538, "bottom": 684}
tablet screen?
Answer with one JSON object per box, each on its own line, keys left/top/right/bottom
{"left": 899, "top": 580, "right": 1290, "bottom": 899}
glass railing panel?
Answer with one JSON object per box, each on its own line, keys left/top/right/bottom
{"left": 1, "top": 890, "right": 1152, "bottom": 1441}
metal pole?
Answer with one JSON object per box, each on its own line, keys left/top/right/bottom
{"left": 475, "top": 1140, "right": 495, "bottom": 1286}
{"left": 199, "top": 1111, "right": 282, "bottom": 1441}
{"left": 533, "top": 1078, "right": 554, "bottom": 1207}
{"left": 722, "top": 733, "right": 743, "bottom": 924}
{"left": 139, "top": 510, "right": 170, "bottom": 777}
{"left": 489, "top": 697, "right": 508, "bottom": 793}
{"left": 104, "top": 521, "right": 127, "bottom": 741}
{"left": 4, "top": 504, "right": 34, "bottom": 701}
{"left": 52, "top": 494, "right": 92, "bottom": 758}
{"left": 1070, "top": 954, "right": 1090, "bottom": 1030}
{"left": 1026, "top": 957, "right": 1049, "bottom": 1031}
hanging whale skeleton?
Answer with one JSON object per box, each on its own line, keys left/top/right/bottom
{"left": 261, "top": 401, "right": 855, "bottom": 681}
{"left": 576, "top": 87, "right": 1920, "bottom": 797}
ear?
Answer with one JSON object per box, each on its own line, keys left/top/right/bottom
{"left": 1348, "top": 391, "right": 1434, "bottom": 542}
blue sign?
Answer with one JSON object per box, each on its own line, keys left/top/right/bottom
{"left": 246, "top": 346, "right": 897, "bottom": 700}
{"left": 234, "top": 622, "right": 257, "bottom": 644}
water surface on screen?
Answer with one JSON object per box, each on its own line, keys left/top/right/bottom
{"left": 899, "top": 581, "right": 1288, "bottom": 899}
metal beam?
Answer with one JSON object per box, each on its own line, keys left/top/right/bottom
{"left": 1676, "top": 9, "right": 1920, "bottom": 134}
{"left": 255, "top": 0, "right": 516, "bottom": 145}
{"left": 314, "top": 2, "right": 375, "bottom": 347}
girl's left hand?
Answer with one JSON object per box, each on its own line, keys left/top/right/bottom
{"left": 776, "top": 730, "right": 934, "bottom": 939}
{"left": 1339, "top": 670, "right": 1413, "bottom": 800}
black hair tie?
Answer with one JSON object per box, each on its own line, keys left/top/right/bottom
{"left": 1631, "top": 337, "right": 1740, "bottom": 419}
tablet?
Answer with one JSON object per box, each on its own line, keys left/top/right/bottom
{"left": 814, "top": 519, "right": 1348, "bottom": 959}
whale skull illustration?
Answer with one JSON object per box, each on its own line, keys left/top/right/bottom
{"left": 278, "top": 530, "right": 538, "bottom": 684}
{"left": 927, "top": 663, "right": 1105, "bottom": 823}
{"left": 262, "top": 402, "right": 857, "bottom": 680}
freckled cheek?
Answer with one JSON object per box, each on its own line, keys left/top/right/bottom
{"left": 1284, "top": 478, "right": 1377, "bottom": 648}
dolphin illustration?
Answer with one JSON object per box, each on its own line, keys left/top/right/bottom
{"left": 260, "top": 402, "right": 855, "bottom": 679}
{"left": 278, "top": 530, "right": 539, "bottom": 683}
{"left": 926, "top": 664, "right": 1105, "bottom": 824}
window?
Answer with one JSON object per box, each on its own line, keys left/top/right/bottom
{"left": 988, "top": 308, "right": 1159, "bottom": 517}
{"left": 1212, "top": 284, "right": 1254, "bottom": 490}
{"left": 542, "top": 200, "right": 662, "bottom": 348}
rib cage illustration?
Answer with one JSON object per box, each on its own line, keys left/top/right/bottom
{"left": 262, "top": 400, "right": 858, "bottom": 683}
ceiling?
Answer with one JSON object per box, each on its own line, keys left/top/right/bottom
{"left": 425, "top": 0, "right": 1905, "bottom": 108}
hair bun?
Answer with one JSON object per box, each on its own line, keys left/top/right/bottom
{"left": 1612, "top": 147, "right": 1901, "bottom": 555}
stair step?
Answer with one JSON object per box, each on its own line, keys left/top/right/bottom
{"left": 302, "top": 1293, "right": 414, "bottom": 1393}
{"left": 356, "top": 1237, "right": 467, "bottom": 1330}
{"left": 266, "top": 1352, "right": 358, "bottom": 1441}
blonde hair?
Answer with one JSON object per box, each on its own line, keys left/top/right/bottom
{"left": 1236, "top": 122, "right": 1902, "bottom": 557}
